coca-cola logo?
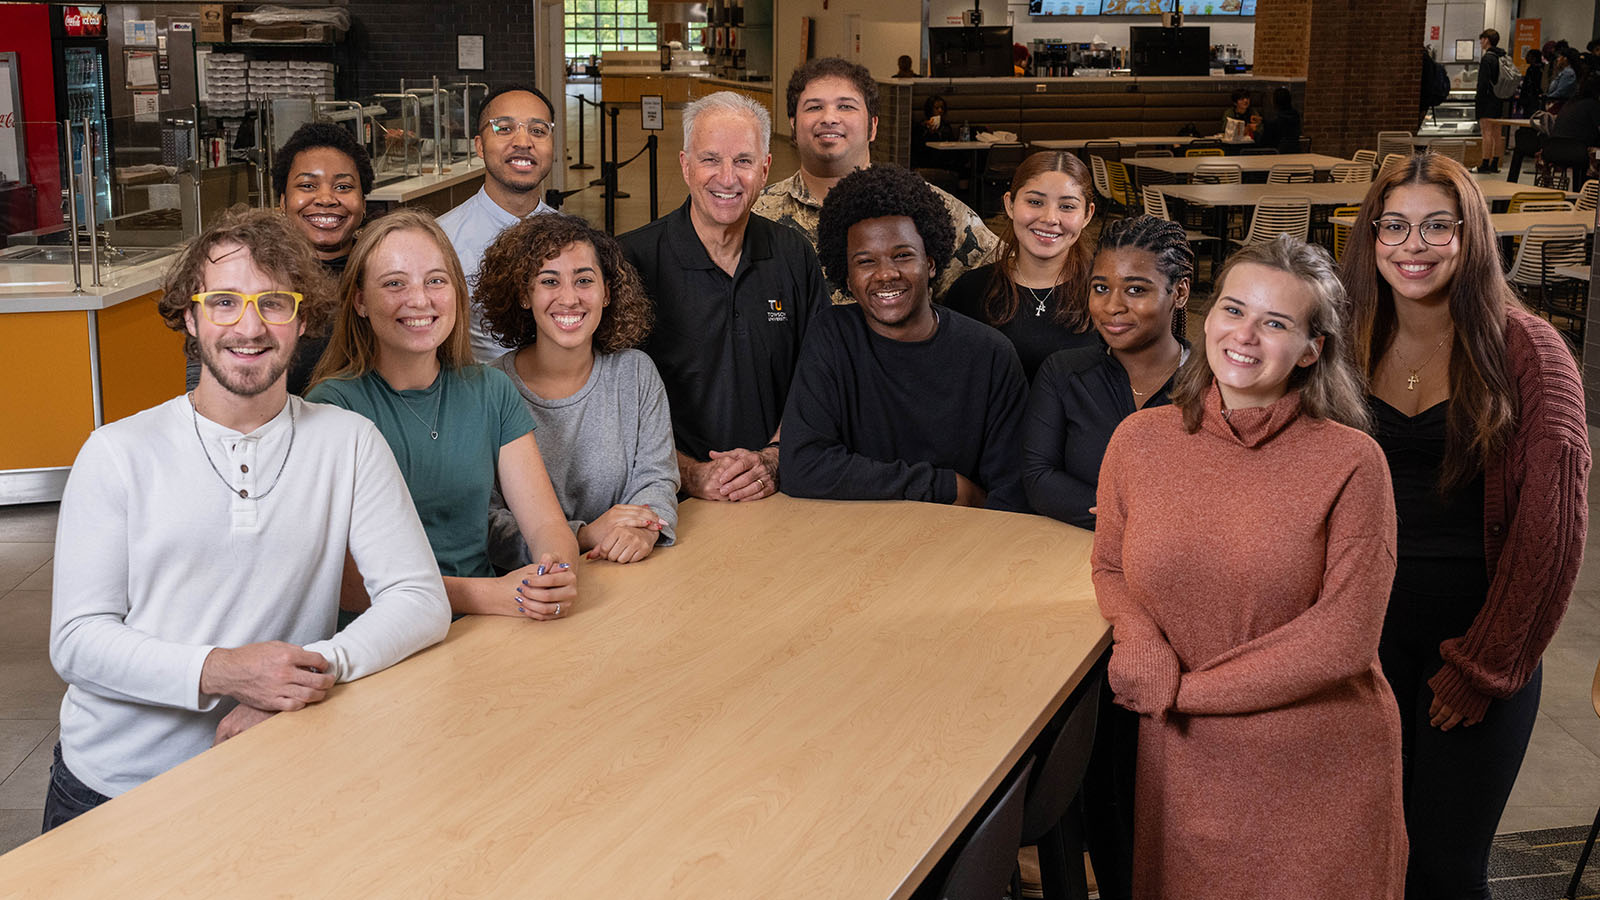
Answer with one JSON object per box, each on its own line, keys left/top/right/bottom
{"left": 62, "top": 6, "right": 105, "bottom": 37}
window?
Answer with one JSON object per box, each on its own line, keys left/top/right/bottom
{"left": 565, "top": 0, "right": 658, "bottom": 63}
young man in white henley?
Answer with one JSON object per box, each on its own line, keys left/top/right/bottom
{"left": 44, "top": 208, "right": 451, "bottom": 831}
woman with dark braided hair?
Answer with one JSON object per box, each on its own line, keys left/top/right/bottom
{"left": 942, "top": 151, "right": 1100, "bottom": 380}
{"left": 1022, "top": 215, "right": 1193, "bottom": 530}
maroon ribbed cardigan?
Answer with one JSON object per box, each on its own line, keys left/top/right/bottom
{"left": 1427, "top": 306, "right": 1591, "bottom": 721}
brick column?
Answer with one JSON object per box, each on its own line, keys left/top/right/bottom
{"left": 1252, "top": 0, "right": 1427, "bottom": 158}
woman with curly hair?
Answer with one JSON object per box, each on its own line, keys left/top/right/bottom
{"left": 477, "top": 213, "right": 678, "bottom": 565}
{"left": 306, "top": 208, "right": 579, "bottom": 622}
{"left": 1095, "top": 235, "right": 1405, "bottom": 899}
{"left": 1340, "top": 153, "right": 1590, "bottom": 898}
{"left": 779, "top": 165, "right": 1029, "bottom": 510}
{"left": 941, "top": 150, "right": 1099, "bottom": 379}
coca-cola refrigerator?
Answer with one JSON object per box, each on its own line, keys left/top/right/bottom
{"left": 51, "top": 4, "right": 110, "bottom": 222}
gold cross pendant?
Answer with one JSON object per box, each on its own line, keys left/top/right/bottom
{"left": 1406, "top": 372, "right": 1419, "bottom": 391}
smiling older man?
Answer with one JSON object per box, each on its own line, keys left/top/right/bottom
{"left": 618, "top": 91, "right": 828, "bottom": 503}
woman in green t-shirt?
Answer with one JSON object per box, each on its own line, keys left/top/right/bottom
{"left": 308, "top": 209, "right": 579, "bottom": 621}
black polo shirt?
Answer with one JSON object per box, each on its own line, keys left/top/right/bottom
{"left": 620, "top": 201, "right": 829, "bottom": 460}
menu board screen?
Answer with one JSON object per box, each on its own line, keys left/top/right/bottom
{"left": 1178, "top": 0, "right": 1250, "bottom": 13}
{"left": 1029, "top": 0, "right": 1105, "bottom": 14}
{"left": 1101, "top": 0, "right": 1166, "bottom": 12}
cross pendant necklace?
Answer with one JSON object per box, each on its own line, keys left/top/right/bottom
{"left": 1406, "top": 372, "right": 1420, "bottom": 391}
{"left": 1391, "top": 331, "right": 1450, "bottom": 392}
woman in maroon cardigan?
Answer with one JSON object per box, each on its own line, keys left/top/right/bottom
{"left": 1341, "top": 152, "right": 1591, "bottom": 899}
{"left": 1093, "top": 235, "right": 1406, "bottom": 899}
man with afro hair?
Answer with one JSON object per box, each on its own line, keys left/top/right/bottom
{"left": 778, "top": 166, "right": 1028, "bottom": 511}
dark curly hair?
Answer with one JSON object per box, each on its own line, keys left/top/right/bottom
{"left": 816, "top": 166, "right": 955, "bottom": 296}
{"left": 271, "top": 122, "right": 374, "bottom": 196}
{"left": 476, "top": 212, "right": 653, "bottom": 354}
{"left": 1094, "top": 214, "right": 1195, "bottom": 341}
{"left": 158, "top": 206, "right": 336, "bottom": 360}
{"left": 785, "top": 57, "right": 879, "bottom": 120}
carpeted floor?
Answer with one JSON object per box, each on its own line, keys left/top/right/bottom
{"left": 1491, "top": 824, "right": 1600, "bottom": 899}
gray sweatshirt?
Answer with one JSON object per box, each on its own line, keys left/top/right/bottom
{"left": 488, "top": 348, "right": 680, "bottom": 567}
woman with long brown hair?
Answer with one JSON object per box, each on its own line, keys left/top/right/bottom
{"left": 1094, "top": 235, "right": 1405, "bottom": 899}
{"left": 1340, "top": 152, "right": 1590, "bottom": 898}
{"left": 942, "top": 150, "right": 1099, "bottom": 379}
{"left": 307, "top": 208, "right": 580, "bottom": 622}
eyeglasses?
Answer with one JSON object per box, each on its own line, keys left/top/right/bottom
{"left": 1372, "top": 217, "right": 1463, "bottom": 246}
{"left": 483, "top": 116, "right": 555, "bottom": 140}
{"left": 191, "top": 291, "right": 303, "bottom": 326}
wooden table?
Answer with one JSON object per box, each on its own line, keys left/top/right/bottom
{"left": 925, "top": 140, "right": 1005, "bottom": 209}
{"left": 1030, "top": 135, "right": 1200, "bottom": 151}
{"left": 1125, "top": 152, "right": 1350, "bottom": 182}
{"left": 0, "top": 497, "right": 1109, "bottom": 898}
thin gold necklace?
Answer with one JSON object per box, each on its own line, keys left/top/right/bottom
{"left": 1390, "top": 331, "right": 1451, "bottom": 391}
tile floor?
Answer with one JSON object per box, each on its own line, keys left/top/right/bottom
{"left": 2, "top": 93, "right": 1594, "bottom": 868}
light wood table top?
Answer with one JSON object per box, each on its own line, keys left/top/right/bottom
{"left": 1030, "top": 135, "right": 1199, "bottom": 150}
{"left": 1124, "top": 152, "right": 1349, "bottom": 177}
{"left": 0, "top": 496, "right": 1109, "bottom": 899}
{"left": 1330, "top": 209, "right": 1595, "bottom": 236}
{"left": 1155, "top": 181, "right": 1371, "bottom": 208}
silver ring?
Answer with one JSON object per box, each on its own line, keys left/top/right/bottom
{"left": 553, "top": 603, "right": 561, "bottom": 616}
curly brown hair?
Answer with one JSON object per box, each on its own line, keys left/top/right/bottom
{"left": 476, "top": 213, "right": 653, "bottom": 354}
{"left": 158, "top": 205, "right": 334, "bottom": 360}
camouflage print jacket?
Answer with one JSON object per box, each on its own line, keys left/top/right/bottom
{"left": 751, "top": 169, "right": 1000, "bottom": 304}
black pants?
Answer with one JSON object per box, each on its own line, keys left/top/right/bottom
{"left": 1080, "top": 679, "right": 1136, "bottom": 900}
{"left": 1380, "top": 563, "right": 1542, "bottom": 900}
{"left": 42, "top": 742, "right": 112, "bottom": 833}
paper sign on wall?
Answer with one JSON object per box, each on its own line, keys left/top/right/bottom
{"left": 641, "top": 94, "right": 663, "bottom": 130}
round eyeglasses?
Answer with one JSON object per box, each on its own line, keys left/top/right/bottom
{"left": 483, "top": 116, "right": 554, "bottom": 140}
{"left": 191, "top": 291, "right": 303, "bottom": 326}
{"left": 1372, "top": 217, "right": 1462, "bottom": 247}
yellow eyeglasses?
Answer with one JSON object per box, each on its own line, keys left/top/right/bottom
{"left": 191, "top": 291, "right": 303, "bottom": 326}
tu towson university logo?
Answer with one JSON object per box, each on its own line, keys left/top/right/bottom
{"left": 766, "top": 296, "right": 788, "bottom": 323}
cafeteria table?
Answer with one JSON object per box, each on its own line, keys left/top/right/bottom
{"left": 1030, "top": 136, "right": 1201, "bottom": 151}
{"left": 1155, "top": 181, "right": 1374, "bottom": 270}
{"left": 1124, "top": 152, "right": 1350, "bottom": 183}
{"left": 925, "top": 139, "right": 1000, "bottom": 209}
{"left": 0, "top": 496, "right": 1110, "bottom": 899}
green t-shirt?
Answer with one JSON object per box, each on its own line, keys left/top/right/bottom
{"left": 307, "top": 365, "right": 536, "bottom": 578}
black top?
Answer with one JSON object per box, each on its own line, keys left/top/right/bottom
{"left": 285, "top": 253, "right": 348, "bottom": 396}
{"left": 1022, "top": 344, "right": 1179, "bottom": 529}
{"left": 942, "top": 263, "right": 1102, "bottom": 381}
{"left": 1552, "top": 96, "right": 1600, "bottom": 143}
{"left": 620, "top": 201, "right": 829, "bottom": 460}
{"left": 1255, "top": 107, "right": 1302, "bottom": 153}
{"left": 1475, "top": 47, "right": 1507, "bottom": 118}
{"left": 1369, "top": 396, "right": 1486, "bottom": 586}
{"left": 779, "top": 304, "right": 1030, "bottom": 512}
{"left": 1517, "top": 62, "right": 1545, "bottom": 117}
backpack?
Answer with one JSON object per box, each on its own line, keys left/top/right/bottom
{"left": 1421, "top": 50, "right": 1451, "bottom": 109}
{"left": 1493, "top": 51, "right": 1520, "bottom": 99}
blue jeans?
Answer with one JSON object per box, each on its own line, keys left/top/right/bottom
{"left": 41, "top": 743, "right": 111, "bottom": 833}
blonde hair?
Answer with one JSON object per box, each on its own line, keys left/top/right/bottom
{"left": 309, "top": 209, "right": 473, "bottom": 388}
{"left": 1172, "top": 234, "right": 1371, "bottom": 432}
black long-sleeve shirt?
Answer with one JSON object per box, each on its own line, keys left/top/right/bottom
{"left": 1022, "top": 344, "right": 1180, "bottom": 528}
{"left": 779, "top": 304, "right": 1030, "bottom": 512}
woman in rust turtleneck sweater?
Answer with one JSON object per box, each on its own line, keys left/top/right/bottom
{"left": 1092, "top": 235, "right": 1406, "bottom": 899}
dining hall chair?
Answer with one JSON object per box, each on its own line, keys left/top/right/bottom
{"left": 1329, "top": 205, "right": 1361, "bottom": 261}
{"left": 1507, "top": 191, "right": 1570, "bottom": 213}
{"left": 913, "top": 757, "right": 1034, "bottom": 900}
{"left": 1089, "top": 154, "right": 1115, "bottom": 208}
{"left": 1193, "top": 161, "right": 1242, "bottom": 184}
{"left": 1266, "top": 163, "right": 1314, "bottom": 184}
{"left": 1014, "top": 671, "right": 1103, "bottom": 900}
{"left": 1429, "top": 138, "right": 1469, "bottom": 166}
{"left": 1239, "top": 147, "right": 1279, "bottom": 156}
{"left": 1376, "top": 131, "right": 1414, "bottom": 160}
{"left": 1185, "top": 147, "right": 1225, "bottom": 157}
{"left": 1505, "top": 224, "right": 1588, "bottom": 317}
{"left": 1134, "top": 148, "right": 1174, "bottom": 158}
{"left": 1234, "top": 195, "right": 1311, "bottom": 247}
{"left": 1331, "top": 162, "right": 1374, "bottom": 183}
{"left": 1083, "top": 140, "right": 1123, "bottom": 162}
{"left": 1576, "top": 178, "right": 1600, "bottom": 212}
{"left": 1377, "top": 153, "right": 1408, "bottom": 181}
{"left": 1144, "top": 186, "right": 1217, "bottom": 249}
{"left": 1105, "top": 159, "right": 1137, "bottom": 216}
{"left": 1352, "top": 149, "right": 1379, "bottom": 168}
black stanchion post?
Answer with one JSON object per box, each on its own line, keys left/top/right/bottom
{"left": 569, "top": 94, "right": 592, "bottom": 170}
{"left": 605, "top": 106, "right": 630, "bottom": 199}
{"left": 590, "top": 101, "right": 607, "bottom": 187}
{"left": 647, "top": 134, "right": 658, "bottom": 222}
{"left": 604, "top": 160, "right": 617, "bottom": 234}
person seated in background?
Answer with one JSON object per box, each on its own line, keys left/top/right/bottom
{"left": 779, "top": 165, "right": 1029, "bottom": 511}
{"left": 476, "top": 213, "right": 679, "bottom": 566}
{"left": 186, "top": 124, "right": 374, "bottom": 395}
{"left": 620, "top": 91, "right": 828, "bottom": 503}
{"left": 943, "top": 151, "right": 1102, "bottom": 380}
{"left": 1223, "top": 88, "right": 1254, "bottom": 137}
{"left": 1023, "top": 215, "right": 1192, "bottom": 530}
{"left": 46, "top": 207, "right": 450, "bottom": 831}
{"left": 753, "top": 57, "right": 998, "bottom": 301}
{"left": 308, "top": 209, "right": 579, "bottom": 622}
{"left": 1253, "top": 87, "right": 1302, "bottom": 154}
{"left": 1546, "top": 49, "right": 1580, "bottom": 109}
{"left": 893, "top": 54, "right": 918, "bottom": 78}
{"left": 1549, "top": 72, "right": 1600, "bottom": 188}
